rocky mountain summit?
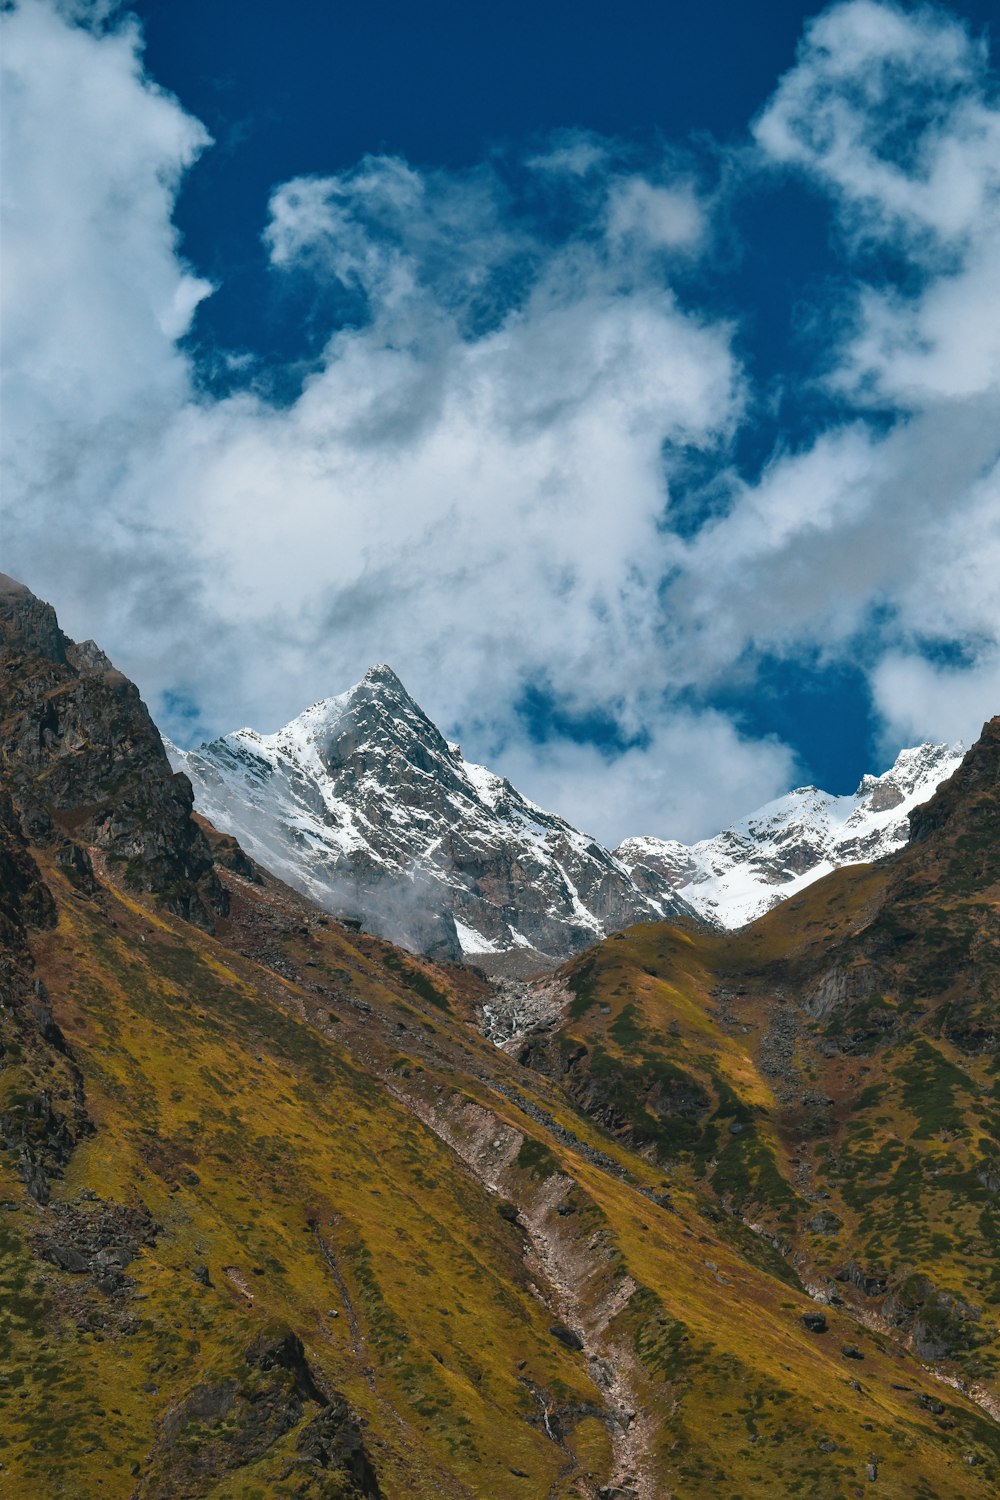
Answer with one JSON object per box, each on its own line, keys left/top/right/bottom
{"left": 171, "top": 661, "right": 964, "bottom": 959}
{"left": 616, "top": 740, "right": 965, "bottom": 928}
{"left": 167, "top": 666, "right": 695, "bottom": 968}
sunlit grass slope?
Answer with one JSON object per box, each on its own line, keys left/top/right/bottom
{"left": 5, "top": 856, "right": 608, "bottom": 1498}
{"left": 1, "top": 838, "right": 996, "bottom": 1499}
{"left": 526, "top": 725, "right": 1000, "bottom": 1492}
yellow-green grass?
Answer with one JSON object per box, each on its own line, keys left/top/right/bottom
{"left": 2, "top": 851, "right": 997, "bottom": 1498}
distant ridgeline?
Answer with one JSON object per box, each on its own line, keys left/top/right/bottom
{"left": 616, "top": 739, "right": 964, "bottom": 929}
{"left": 169, "top": 666, "right": 963, "bottom": 969}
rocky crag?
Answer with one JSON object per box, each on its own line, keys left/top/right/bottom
{"left": 0, "top": 573, "right": 225, "bottom": 931}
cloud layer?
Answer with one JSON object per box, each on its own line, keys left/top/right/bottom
{"left": 2, "top": 0, "right": 997, "bottom": 843}
{"left": 747, "top": 0, "right": 1000, "bottom": 753}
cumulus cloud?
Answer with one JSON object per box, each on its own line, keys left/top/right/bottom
{"left": 1, "top": 0, "right": 997, "bottom": 843}
{"left": 755, "top": 0, "right": 1000, "bottom": 410}
{"left": 871, "top": 645, "right": 1000, "bottom": 752}
{"left": 605, "top": 177, "right": 705, "bottom": 253}
{"left": 0, "top": 0, "right": 217, "bottom": 669}
{"left": 499, "top": 714, "right": 797, "bottom": 846}
{"left": 684, "top": 0, "right": 1000, "bottom": 745}
{"left": 754, "top": 0, "right": 997, "bottom": 249}
{"left": 133, "top": 178, "right": 742, "bottom": 736}
{"left": 1, "top": 0, "right": 209, "bottom": 472}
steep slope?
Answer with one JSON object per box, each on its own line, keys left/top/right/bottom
{"left": 616, "top": 740, "right": 964, "bottom": 927}
{"left": 168, "top": 667, "right": 694, "bottom": 970}
{"left": 0, "top": 573, "right": 226, "bottom": 931}
{"left": 4, "top": 580, "right": 997, "bottom": 1498}
{"left": 513, "top": 716, "right": 1000, "bottom": 1443}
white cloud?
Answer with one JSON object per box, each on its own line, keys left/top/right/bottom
{"left": 871, "top": 646, "right": 1000, "bottom": 752}
{"left": 838, "top": 245, "right": 1000, "bottom": 403}
{"left": 605, "top": 176, "right": 705, "bottom": 252}
{"left": 1, "top": 0, "right": 210, "bottom": 476}
{"left": 526, "top": 132, "right": 609, "bottom": 177}
{"left": 498, "top": 714, "right": 796, "bottom": 847}
{"left": 753, "top": 0, "right": 996, "bottom": 248}
{"left": 662, "top": 405, "right": 999, "bottom": 700}
{"left": 131, "top": 240, "right": 742, "bottom": 738}
{"left": 691, "top": 0, "right": 1000, "bottom": 744}
{"left": 1, "top": 0, "right": 998, "bottom": 847}
{"left": 754, "top": 0, "right": 1000, "bottom": 407}
{"left": 0, "top": 0, "right": 216, "bottom": 677}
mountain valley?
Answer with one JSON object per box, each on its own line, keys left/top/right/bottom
{"left": 1, "top": 573, "right": 998, "bottom": 1500}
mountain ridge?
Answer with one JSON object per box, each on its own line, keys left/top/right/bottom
{"left": 167, "top": 665, "right": 696, "bottom": 970}
{"left": 169, "top": 661, "right": 964, "bottom": 964}
{"left": 616, "top": 738, "right": 965, "bottom": 928}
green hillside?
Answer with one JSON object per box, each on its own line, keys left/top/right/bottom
{"left": 1, "top": 575, "right": 998, "bottom": 1498}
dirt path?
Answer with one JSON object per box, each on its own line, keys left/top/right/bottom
{"left": 310, "top": 1218, "right": 374, "bottom": 1389}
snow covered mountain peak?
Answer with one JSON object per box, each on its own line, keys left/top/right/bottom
{"left": 167, "top": 665, "right": 695, "bottom": 970}
{"left": 852, "top": 740, "right": 962, "bottom": 803}
{"left": 167, "top": 659, "right": 966, "bottom": 961}
{"left": 616, "top": 739, "right": 966, "bottom": 929}
{"left": 262, "top": 663, "right": 438, "bottom": 756}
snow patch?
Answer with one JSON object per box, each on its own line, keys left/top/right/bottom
{"left": 617, "top": 741, "right": 964, "bottom": 929}
{"left": 454, "top": 919, "right": 502, "bottom": 955}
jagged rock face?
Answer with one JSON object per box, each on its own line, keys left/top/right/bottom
{"left": 0, "top": 790, "right": 56, "bottom": 944}
{"left": 0, "top": 574, "right": 225, "bottom": 930}
{"left": 908, "top": 714, "right": 1000, "bottom": 852}
{"left": 616, "top": 740, "right": 965, "bottom": 929}
{"left": 0, "top": 789, "right": 88, "bottom": 1204}
{"left": 168, "top": 666, "right": 695, "bottom": 966}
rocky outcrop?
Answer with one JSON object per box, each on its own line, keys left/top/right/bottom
{"left": 134, "top": 1327, "right": 380, "bottom": 1500}
{"left": 0, "top": 788, "right": 88, "bottom": 1203}
{"left": 0, "top": 789, "right": 56, "bottom": 943}
{"left": 295, "top": 1399, "right": 383, "bottom": 1496}
{"left": 36, "top": 1197, "right": 157, "bottom": 1290}
{"left": 907, "top": 717, "right": 999, "bottom": 848}
{"left": 882, "top": 1275, "right": 986, "bottom": 1361}
{"left": 169, "top": 665, "right": 695, "bottom": 967}
{"left": 0, "top": 574, "right": 226, "bottom": 930}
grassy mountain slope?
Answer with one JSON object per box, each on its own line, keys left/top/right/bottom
{"left": 1, "top": 576, "right": 998, "bottom": 1498}
{"left": 521, "top": 721, "right": 1000, "bottom": 1461}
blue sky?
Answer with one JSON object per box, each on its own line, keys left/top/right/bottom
{"left": 2, "top": 0, "right": 998, "bottom": 842}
